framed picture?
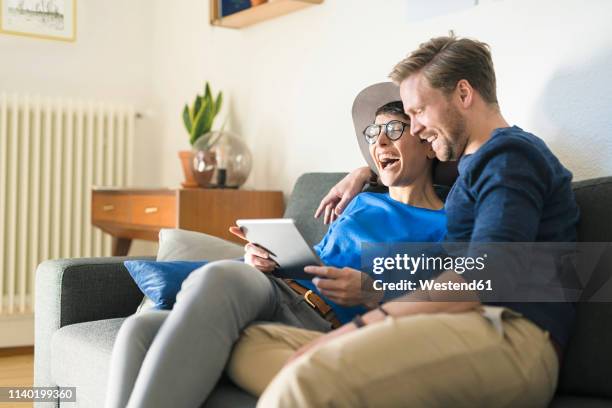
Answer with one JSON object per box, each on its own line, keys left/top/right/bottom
{"left": 219, "top": 0, "right": 251, "bottom": 17}
{"left": 0, "top": 0, "right": 76, "bottom": 42}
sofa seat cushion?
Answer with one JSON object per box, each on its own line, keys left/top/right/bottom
{"left": 51, "top": 318, "right": 126, "bottom": 408}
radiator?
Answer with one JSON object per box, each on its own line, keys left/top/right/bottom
{"left": 0, "top": 93, "right": 135, "bottom": 316}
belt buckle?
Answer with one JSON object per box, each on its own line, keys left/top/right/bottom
{"left": 304, "top": 290, "right": 316, "bottom": 309}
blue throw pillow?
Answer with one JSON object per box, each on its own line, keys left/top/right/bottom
{"left": 124, "top": 260, "right": 208, "bottom": 310}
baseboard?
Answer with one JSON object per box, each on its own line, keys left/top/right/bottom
{"left": 0, "top": 314, "right": 34, "bottom": 348}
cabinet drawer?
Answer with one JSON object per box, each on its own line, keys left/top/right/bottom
{"left": 130, "top": 194, "right": 177, "bottom": 227}
{"left": 92, "top": 193, "right": 131, "bottom": 224}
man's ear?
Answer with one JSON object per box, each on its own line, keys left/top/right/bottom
{"left": 456, "top": 79, "right": 474, "bottom": 108}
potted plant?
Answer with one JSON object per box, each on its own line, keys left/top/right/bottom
{"left": 179, "top": 82, "right": 223, "bottom": 187}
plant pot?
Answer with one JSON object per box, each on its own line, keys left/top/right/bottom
{"left": 179, "top": 150, "right": 198, "bottom": 188}
{"left": 251, "top": 0, "right": 267, "bottom": 6}
{"left": 192, "top": 150, "right": 218, "bottom": 188}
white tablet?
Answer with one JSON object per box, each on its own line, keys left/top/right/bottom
{"left": 235, "top": 218, "right": 322, "bottom": 280}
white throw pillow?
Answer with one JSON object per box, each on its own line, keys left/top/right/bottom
{"left": 134, "top": 228, "right": 244, "bottom": 314}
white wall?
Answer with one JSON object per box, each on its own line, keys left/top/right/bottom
{"left": 152, "top": 0, "right": 612, "bottom": 195}
{"left": 0, "top": 0, "right": 162, "bottom": 255}
{"left": 0, "top": 0, "right": 162, "bottom": 189}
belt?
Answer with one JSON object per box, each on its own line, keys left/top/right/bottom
{"left": 284, "top": 279, "right": 342, "bottom": 329}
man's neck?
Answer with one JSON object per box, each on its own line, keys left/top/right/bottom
{"left": 463, "top": 107, "right": 509, "bottom": 156}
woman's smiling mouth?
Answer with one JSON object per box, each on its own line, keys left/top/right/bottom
{"left": 378, "top": 154, "right": 400, "bottom": 170}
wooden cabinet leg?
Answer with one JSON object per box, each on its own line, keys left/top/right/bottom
{"left": 112, "top": 238, "right": 132, "bottom": 256}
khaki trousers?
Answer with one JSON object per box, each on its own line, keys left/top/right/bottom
{"left": 227, "top": 307, "right": 559, "bottom": 408}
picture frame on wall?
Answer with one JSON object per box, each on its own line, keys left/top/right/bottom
{"left": 0, "top": 0, "right": 76, "bottom": 42}
{"left": 219, "top": 0, "right": 252, "bottom": 17}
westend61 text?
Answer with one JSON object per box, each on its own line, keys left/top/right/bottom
{"left": 373, "top": 279, "right": 493, "bottom": 292}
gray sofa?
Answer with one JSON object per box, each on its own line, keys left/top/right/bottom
{"left": 34, "top": 173, "right": 612, "bottom": 407}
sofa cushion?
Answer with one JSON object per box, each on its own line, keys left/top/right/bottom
{"left": 125, "top": 260, "right": 209, "bottom": 309}
{"left": 557, "top": 177, "right": 612, "bottom": 398}
{"left": 51, "top": 318, "right": 126, "bottom": 408}
{"left": 572, "top": 177, "right": 612, "bottom": 242}
{"left": 156, "top": 228, "right": 243, "bottom": 262}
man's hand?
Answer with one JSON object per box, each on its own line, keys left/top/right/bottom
{"left": 229, "top": 226, "right": 277, "bottom": 273}
{"left": 314, "top": 166, "right": 372, "bottom": 224}
{"left": 304, "top": 265, "right": 382, "bottom": 308}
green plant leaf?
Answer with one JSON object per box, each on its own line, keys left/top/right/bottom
{"left": 201, "top": 98, "right": 215, "bottom": 141}
{"left": 214, "top": 91, "right": 223, "bottom": 116}
{"left": 182, "top": 104, "right": 192, "bottom": 134}
{"left": 204, "top": 82, "right": 212, "bottom": 103}
{"left": 193, "top": 95, "right": 203, "bottom": 119}
{"left": 190, "top": 99, "right": 210, "bottom": 145}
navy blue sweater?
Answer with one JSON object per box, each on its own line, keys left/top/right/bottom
{"left": 445, "top": 126, "right": 580, "bottom": 347}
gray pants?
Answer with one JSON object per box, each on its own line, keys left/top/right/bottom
{"left": 104, "top": 260, "right": 332, "bottom": 408}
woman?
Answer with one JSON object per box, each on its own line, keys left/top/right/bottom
{"left": 104, "top": 98, "right": 445, "bottom": 408}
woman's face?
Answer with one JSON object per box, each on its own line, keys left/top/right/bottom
{"left": 368, "top": 113, "right": 435, "bottom": 187}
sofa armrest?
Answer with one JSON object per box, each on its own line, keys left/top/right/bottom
{"left": 34, "top": 256, "right": 152, "bottom": 390}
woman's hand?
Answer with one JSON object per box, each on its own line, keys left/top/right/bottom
{"left": 229, "top": 226, "right": 277, "bottom": 273}
{"left": 304, "top": 265, "right": 382, "bottom": 308}
{"left": 314, "top": 166, "right": 372, "bottom": 224}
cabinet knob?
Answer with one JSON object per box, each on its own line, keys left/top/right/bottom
{"left": 144, "top": 207, "right": 158, "bottom": 214}
{"left": 103, "top": 205, "right": 115, "bottom": 212}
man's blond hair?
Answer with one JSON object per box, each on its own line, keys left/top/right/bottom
{"left": 390, "top": 33, "right": 498, "bottom": 105}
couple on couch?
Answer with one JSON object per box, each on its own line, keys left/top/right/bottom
{"left": 105, "top": 34, "right": 579, "bottom": 408}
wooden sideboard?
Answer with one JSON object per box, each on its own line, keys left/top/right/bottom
{"left": 92, "top": 188, "right": 284, "bottom": 256}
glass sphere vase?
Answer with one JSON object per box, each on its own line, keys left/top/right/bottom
{"left": 192, "top": 131, "right": 252, "bottom": 188}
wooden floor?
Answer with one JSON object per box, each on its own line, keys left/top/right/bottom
{"left": 0, "top": 347, "right": 34, "bottom": 408}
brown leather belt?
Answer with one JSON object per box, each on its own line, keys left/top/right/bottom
{"left": 284, "top": 279, "right": 342, "bottom": 329}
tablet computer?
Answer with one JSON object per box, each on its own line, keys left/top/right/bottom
{"left": 235, "top": 218, "right": 322, "bottom": 280}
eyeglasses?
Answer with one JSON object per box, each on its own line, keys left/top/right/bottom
{"left": 363, "top": 120, "right": 409, "bottom": 145}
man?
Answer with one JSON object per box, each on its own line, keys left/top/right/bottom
{"left": 228, "top": 34, "right": 579, "bottom": 407}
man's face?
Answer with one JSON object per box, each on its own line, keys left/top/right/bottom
{"left": 399, "top": 72, "right": 468, "bottom": 161}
